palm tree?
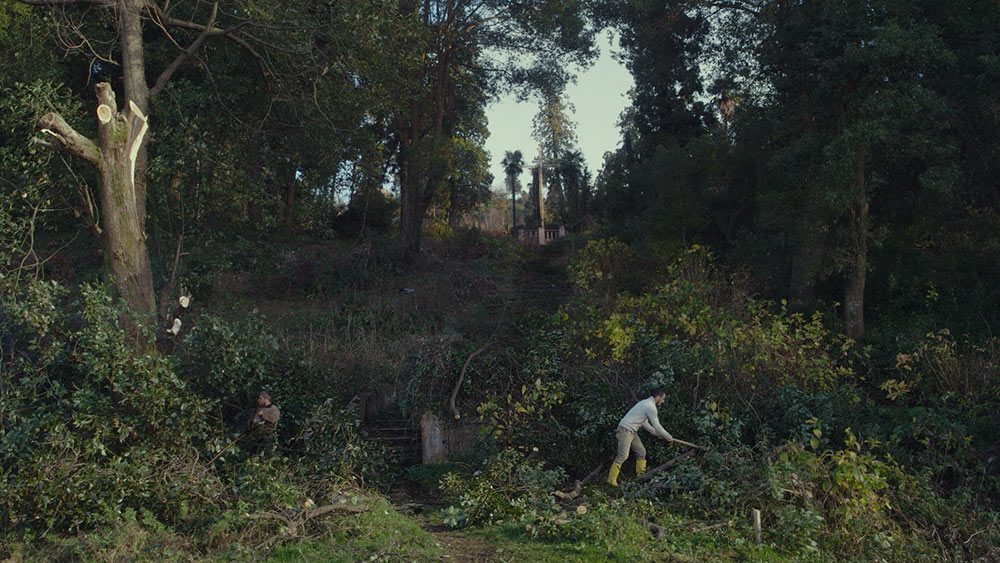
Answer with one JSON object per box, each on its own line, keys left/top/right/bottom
{"left": 501, "top": 150, "right": 525, "bottom": 234}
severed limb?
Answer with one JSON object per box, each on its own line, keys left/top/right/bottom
{"left": 34, "top": 113, "right": 100, "bottom": 164}
{"left": 637, "top": 451, "right": 694, "bottom": 482}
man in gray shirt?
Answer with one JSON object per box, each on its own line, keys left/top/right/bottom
{"left": 608, "top": 387, "right": 673, "bottom": 486}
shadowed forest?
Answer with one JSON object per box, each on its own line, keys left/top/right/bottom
{"left": 2, "top": 0, "right": 1000, "bottom": 561}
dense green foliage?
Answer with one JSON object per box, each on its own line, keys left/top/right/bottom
{"left": 2, "top": 0, "right": 1000, "bottom": 560}
{"left": 434, "top": 240, "right": 1000, "bottom": 560}
{"left": 0, "top": 275, "right": 399, "bottom": 550}
{"left": 594, "top": 0, "right": 1000, "bottom": 345}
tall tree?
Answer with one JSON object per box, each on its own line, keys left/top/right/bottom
{"left": 392, "top": 0, "right": 596, "bottom": 253}
{"left": 591, "top": 0, "right": 712, "bottom": 244}
{"left": 750, "top": 0, "right": 959, "bottom": 339}
{"left": 502, "top": 149, "right": 525, "bottom": 231}
{"left": 9, "top": 0, "right": 406, "bottom": 337}
{"left": 10, "top": 0, "right": 254, "bottom": 326}
{"left": 557, "top": 149, "right": 591, "bottom": 230}
{"left": 532, "top": 92, "right": 578, "bottom": 224}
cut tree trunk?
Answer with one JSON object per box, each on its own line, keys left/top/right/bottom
{"left": 35, "top": 82, "right": 156, "bottom": 340}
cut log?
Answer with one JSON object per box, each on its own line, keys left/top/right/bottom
{"left": 552, "top": 479, "right": 582, "bottom": 501}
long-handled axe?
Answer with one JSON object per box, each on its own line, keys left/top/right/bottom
{"left": 670, "top": 437, "right": 710, "bottom": 451}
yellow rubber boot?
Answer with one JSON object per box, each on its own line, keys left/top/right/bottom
{"left": 607, "top": 462, "right": 622, "bottom": 487}
{"left": 635, "top": 459, "right": 647, "bottom": 477}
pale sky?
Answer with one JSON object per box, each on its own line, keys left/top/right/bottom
{"left": 484, "top": 32, "right": 634, "bottom": 192}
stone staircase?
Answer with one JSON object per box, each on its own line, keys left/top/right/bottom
{"left": 365, "top": 416, "right": 423, "bottom": 465}
{"left": 363, "top": 241, "right": 577, "bottom": 466}
{"left": 481, "top": 240, "right": 576, "bottom": 321}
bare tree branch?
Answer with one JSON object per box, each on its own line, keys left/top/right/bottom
{"left": 449, "top": 341, "right": 491, "bottom": 419}
{"left": 148, "top": 0, "right": 220, "bottom": 96}
{"left": 147, "top": 4, "right": 273, "bottom": 85}
{"left": 636, "top": 451, "right": 694, "bottom": 482}
{"left": 18, "top": 0, "right": 113, "bottom": 5}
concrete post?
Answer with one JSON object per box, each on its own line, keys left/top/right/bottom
{"left": 421, "top": 412, "right": 447, "bottom": 463}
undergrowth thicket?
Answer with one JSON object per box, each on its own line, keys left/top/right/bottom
{"left": 1, "top": 233, "right": 998, "bottom": 561}
{"left": 435, "top": 239, "right": 1000, "bottom": 561}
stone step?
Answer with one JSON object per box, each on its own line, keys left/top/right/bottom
{"left": 365, "top": 418, "right": 423, "bottom": 465}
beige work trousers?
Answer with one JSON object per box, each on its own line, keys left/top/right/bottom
{"left": 614, "top": 425, "right": 646, "bottom": 464}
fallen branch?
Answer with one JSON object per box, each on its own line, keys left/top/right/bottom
{"left": 245, "top": 503, "right": 371, "bottom": 536}
{"left": 557, "top": 502, "right": 589, "bottom": 514}
{"left": 243, "top": 510, "right": 290, "bottom": 526}
{"left": 581, "top": 463, "right": 605, "bottom": 484}
{"left": 450, "top": 301, "right": 507, "bottom": 419}
{"left": 637, "top": 451, "right": 694, "bottom": 482}
{"left": 552, "top": 480, "right": 581, "bottom": 501}
{"left": 303, "top": 503, "right": 371, "bottom": 518}
{"left": 207, "top": 432, "right": 245, "bottom": 464}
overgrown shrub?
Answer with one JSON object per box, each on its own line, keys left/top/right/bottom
{"left": 0, "top": 281, "right": 221, "bottom": 532}
{"left": 765, "top": 433, "right": 940, "bottom": 559}
{"left": 177, "top": 310, "right": 338, "bottom": 433}
{"left": 887, "top": 330, "right": 1000, "bottom": 405}
{"left": 562, "top": 246, "right": 852, "bottom": 407}
{"left": 293, "top": 399, "right": 398, "bottom": 491}
{"left": 439, "top": 449, "right": 566, "bottom": 528}
{"left": 176, "top": 310, "right": 398, "bottom": 490}
{"left": 1, "top": 279, "right": 400, "bottom": 543}
{"left": 567, "top": 237, "right": 636, "bottom": 301}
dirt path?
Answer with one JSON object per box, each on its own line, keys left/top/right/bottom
{"left": 380, "top": 242, "right": 580, "bottom": 561}
{"left": 390, "top": 488, "right": 509, "bottom": 563}
{"left": 417, "top": 516, "right": 506, "bottom": 563}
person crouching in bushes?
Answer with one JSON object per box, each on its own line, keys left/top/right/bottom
{"left": 250, "top": 391, "right": 280, "bottom": 456}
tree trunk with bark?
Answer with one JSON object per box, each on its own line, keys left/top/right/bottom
{"left": 35, "top": 83, "right": 156, "bottom": 334}
{"left": 844, "top": 157, "right": 868, "bottom": 340}
{"left": 395, "top": 36, "right": 453, "bottom": 254}
{"left": 119, "top": 0, "right": 151, "bottom": 228}
{"left": 397, "top": 167, "right": 435, "bottom": 253}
